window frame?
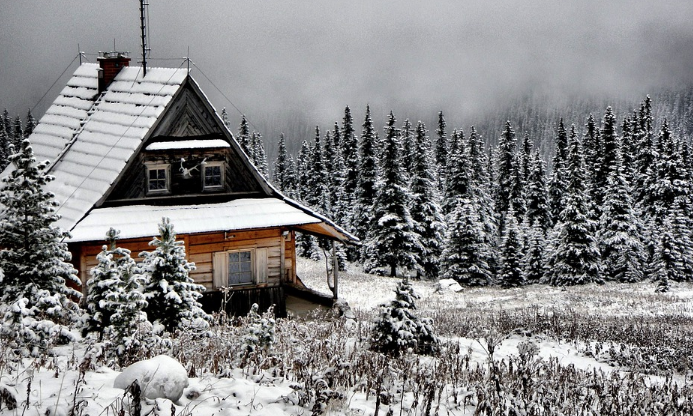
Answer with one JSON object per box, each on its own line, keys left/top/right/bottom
{"left": 145, "top": 162, "right": 170, "bottom": 195}
{"left": 226, "top": 249, "right": 255, "bottom": 286}
{"left": 202, "top": 161, "right": 225, "bottom": 191}
{"left": 213, "top": 247, "right": 268, "bottom": 289}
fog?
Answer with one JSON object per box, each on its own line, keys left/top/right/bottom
{"left": 2, "top": 0, "right": 693, "bottom": 151}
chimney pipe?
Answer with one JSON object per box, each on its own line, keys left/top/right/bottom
{"left": 97, "top": 51, "right": 131, "bottom": 94}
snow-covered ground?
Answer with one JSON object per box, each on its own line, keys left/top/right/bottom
{"left": 1, "top": 257, "right": 691, "bottom": 415}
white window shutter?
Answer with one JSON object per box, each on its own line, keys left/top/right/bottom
{"left": 213, "top": 252, "right": 227, "bottom": 288}
{"left": 255, "top": 248, "right": 268, "bottom": 284}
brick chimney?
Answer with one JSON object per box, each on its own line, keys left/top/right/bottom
{"left": 97, "top": 51, "right": 131, "bottom": 94}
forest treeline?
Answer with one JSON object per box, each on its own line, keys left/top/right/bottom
{"left": 234, "top": 93, "right": 693, "bottom": 290}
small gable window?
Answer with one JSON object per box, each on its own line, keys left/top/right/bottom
{"left": 146, "top": 163, "right": 170, "bottom": 194}
{"left": 203, "top": 162, "right": 224, "bottom": 190}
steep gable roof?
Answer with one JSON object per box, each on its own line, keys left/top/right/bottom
{"left": 18, "top": 63, "right": 358, "bottom": 245}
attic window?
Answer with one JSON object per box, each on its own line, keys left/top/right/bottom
{"left": 203, "top": 162, "right": 224, "bottom": 190}
{"left": 146, "top": 163, "right": 170, "bottom": 194}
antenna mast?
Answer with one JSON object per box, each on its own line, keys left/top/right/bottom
{"left": 139, "top": 0, "right": 149, "bottom": 76}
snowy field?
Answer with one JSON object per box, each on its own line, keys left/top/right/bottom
{"left": 1, "top": 257, "right": 692, "bottom": 415}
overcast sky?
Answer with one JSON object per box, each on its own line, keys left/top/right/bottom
{"left": 2, "top": 0, "right": 693, "bottom": 137}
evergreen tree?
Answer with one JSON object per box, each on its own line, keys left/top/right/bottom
{"left": 548, "top": 119, "right": 569, "bottom": 225}
{"left": 523, "top": 219, "right": 546, "bottom": 284}
{"left": 0, "top": 139, "right": 81, "bottom": 308}
{"left": 353, "top": 105, "right": 378, "bottom": 243}
{"left": 305, "top": 126, "right": 329, "bottom": 214}
{"left": 443, "top": 129, "right": 470, "bottom": 214}
{"left": 221, "top": 108, "right": 231, "bottom": 130}
{"left": 499, "top": 207, "right": 525, "bottom": 288}
{"left": 409, "top": 121, "right": 445, "bottom": 279}
{"left": 650, "top": 211, "right": 686, "bottom": 286}
{"left": 295, "top": 140, "right": 311, "bottom": 202}
{"left": 273, "top": 133, "right": 288, "bottom": 191}
{"left": 284, "top": 154, "right": 298, "bottom": 199}
{"left": 525, "top": 151, "right": 552, "bottom": 232}
{"left": 441, "top": 197, "right": 494, "bottom": 286}
{"left": 545, "top": 127, "right": 601, "bottom": 286}
{"left": 435, "top": 111, "right": 448, "bottom": 192}
{"left": 0, "top": 126, "right": 8, "bottom": 171}
{"left": 370, "top": 278, "right": 438, "bottom": 357}
{"left": 24, "top": 109, "right": 36, "bottom": 139}
{"left": 495, "top": 121, "right": 517, "bottom": 233}
{"left": 468, "top": 126, "right": 498, "bottom": 252}
{"left": 141, "top": 218, "right": 209, "bottom": 333}
{"left": 598, "top": 139, "right": 646, "bottom": 282}
{"left": 238, "top": 115, "right": 251, "bottom": 157}
{"left": 364, "top": 112, "right": 419, "bottom": 277}
{"left": 85, "top": 229, "right": 123, "bottom": 336}
{"left": 251, "top": 132, "right": 268, "bottom": 177}
{"left": 401, "top": 118, "right": 415, "bottom": 175}
{"left": 341, "top": 106, "right": 359, "bottom": 218}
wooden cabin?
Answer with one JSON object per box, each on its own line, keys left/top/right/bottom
{"left": 18, "top": 52, "right": 358, "bottom": 316}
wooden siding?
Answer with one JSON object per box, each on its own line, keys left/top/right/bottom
{"left": 71, "top": 227, "right": 297, "bottom": 294}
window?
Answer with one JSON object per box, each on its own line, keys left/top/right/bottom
{"left": 146, "top": 163, "right": 169, "bottom": 194}
{"left": 203, "top": 162, "right": 224, "bottom": 190}
{"left": 228, "top": 251, "right": 253, "bottom": 285}
{"left": 213, "top": 248, "right": 268, "bottom": 288}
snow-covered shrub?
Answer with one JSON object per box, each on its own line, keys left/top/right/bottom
{"left": 370, "top": 279, "right": 438, "bottom": 356}
{"left": 140, "top": 217, "right": 210, "bottom": 333}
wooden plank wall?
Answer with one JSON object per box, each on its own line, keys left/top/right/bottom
{"left": 71, "top": 228, "right": 297, "bottom": 293}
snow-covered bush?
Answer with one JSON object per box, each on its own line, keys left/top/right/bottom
{"left": 370, "top": 278, "right": 438, "bottom": 356}
{"left": 140, "top": 217, "right": 210, "bottom": 333}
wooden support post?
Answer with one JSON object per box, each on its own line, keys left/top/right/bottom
{"left": 280, "top": 230, "right": 287, "bottom": 283}
{"left": 332, "top": 241, "right": 338, "bottom": 299}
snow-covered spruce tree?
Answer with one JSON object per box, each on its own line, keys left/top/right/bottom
{"left": 353, "top": 105, "right": 378, "bottom": 247}
{"left": 499, "top": 207, "right": 525, "bottom": 288}
{"left": 525, "top": 150, "right": 552, "bottom": 233}
{"left": 238, "top": 115, "right": 252, "bottom": 157}
{"left": 85, "top": 229, "right": 123, "bottom": 337}
{"left": 468, "top": 126, "right": 498, "bottom": 264}
{"left": 443, "top": 129, "right": 469, "bottom": 215}
{"left": 239, "top": 303, "right": 276, "bottom": 364}
{"left": 295, "top": 139, "right": 311, "bottom": 202}
{"left": 544, "top": 127, "right": 601, "bottom": 286}
{"left": 341, "top": 106, "right": 359, "bottom": 227}
{"left": 495, "top": 121, "right": 517, "bottom": 235}
{"left": 304, "top": 126, "right": 330, "bottom": 259}
{"left": 523, "top": 219, "right": 546, "bottom": 284}
{"left": 409, "top": 121, "right": 445, "bottom": 279}
{"left": 401, "top": 118, "right": 415, "bottom": 175}
{"left": 441, "top": 197, "right": 494, "bottom": 286}
{"left": 650, "top": 215, "right": 680, "bottom": 291}
{"left": 108, "top": 240, "right": 154, "bottom": 364}
{"left": 221, "top": 108, "right": 231, "bottom": 130}
{"left": 251, "top": 132, "right": 268, "bottom": 177}
{"left": 364, "top": 112, "right": 419, "bottom": 277}
{"left": 273, "top": 133, "right": 289, "bottom": 191}
{"left": 0, "top": 126, "right": 8, "bottom": 171}
{"left": 141, "top": 218, "right": 209, "bottom": 333}
{"left": 434, "top": 111, "right": 448, "bottom": 192}
{"left": 548, "top": 119, "right": 569, "bottom": 226}
{"left": 0, "top": 139, "right": 81, "bottom": 353}
{"left": 597, "top": 140, "right": 646, "bottom": 283}
{"left": 370, "top": 278, "right": 438, "bottom": 357}
{"left": 24, "top": 109, "right": 36, "bottom": 139}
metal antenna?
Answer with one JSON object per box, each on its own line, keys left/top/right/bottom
{"left": 140, "top": 0, "right": 149, "bottom": 76}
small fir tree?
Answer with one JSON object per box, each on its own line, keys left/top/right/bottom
{"left": 141, "top": 217, "right": 210, "bottom": 333}
{"left": 85, "top": 229, "right": 123, "bottom": 336}
{"left": 370, "top": 278, "right": 438, "bottom": 357}
{"left": 353, "top": 105, "right": 379, "bottom": 245}
{"left": 499, "top": 208, "right": 525, "bottom": 288}
{"left": 273, "top": 133, "right": 289, "bottom": 191}
{"left": 238, "top": 115, "right": 251, "bottom": 157}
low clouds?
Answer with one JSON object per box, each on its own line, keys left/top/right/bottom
{"left": 2, "top": 0, "right": 692, "bottom": 132}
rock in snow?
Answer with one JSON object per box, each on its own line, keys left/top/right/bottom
{"left": 436, "top": 279, "right": 463, "bottom": 293}
{"left": 114, "top": 355, "right": 189, "bottom": 402}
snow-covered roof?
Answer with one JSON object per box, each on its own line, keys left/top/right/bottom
{"left": 38, "top": 64, "right": 189, "bottom": 231}
{"left": 145, "top": 139, "right": 230, "bottom": 151}
{"left": 68, "top": 198, "right": 325, "bottom": 242}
